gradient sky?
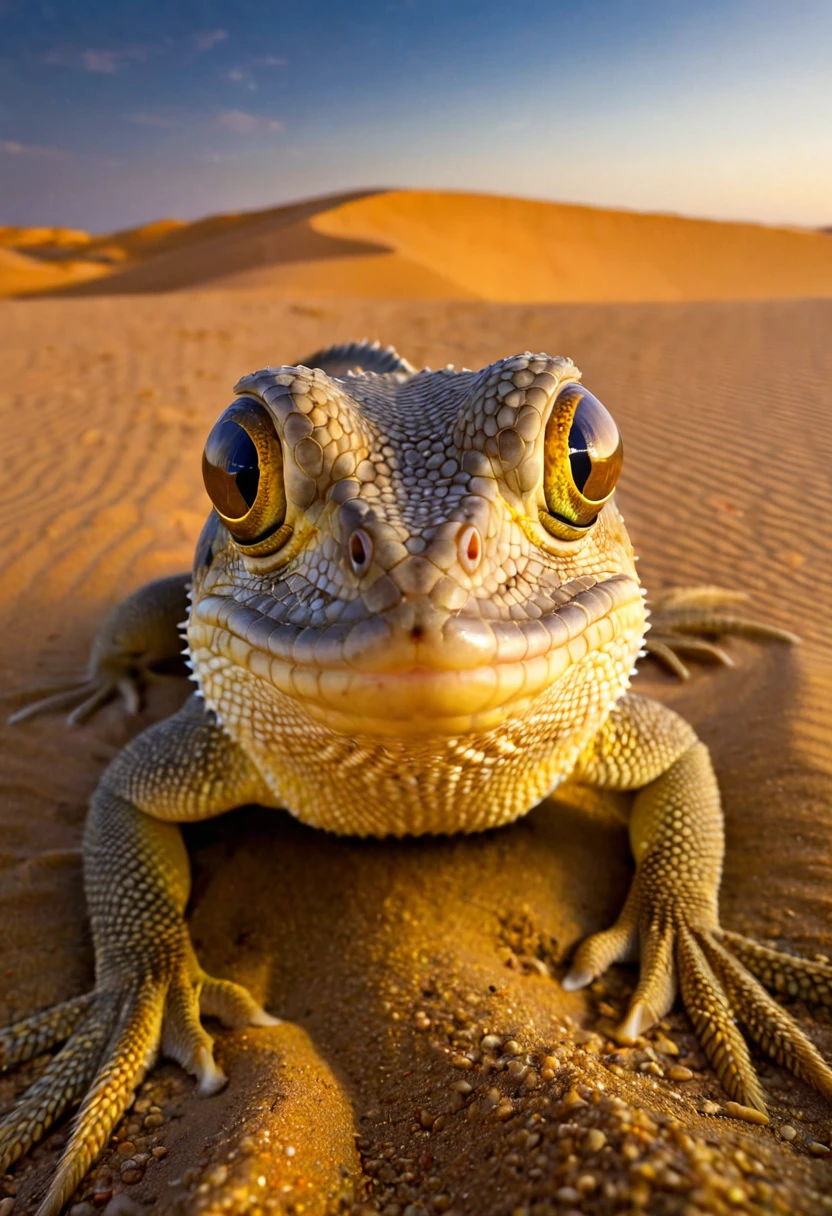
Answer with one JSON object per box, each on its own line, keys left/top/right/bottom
{"left": 1, "top": 0, "right": 831, "bottom": 232}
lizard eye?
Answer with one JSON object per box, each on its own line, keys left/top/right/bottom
{"left": 541, "top": 382, "right": 623, "bottom": 538}
{"left": 202, "top": 397, "right": 287, "bottom": 546}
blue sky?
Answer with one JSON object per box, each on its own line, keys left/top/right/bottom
{"left": 1, "top": 0, "right": 830, "bottom": 231}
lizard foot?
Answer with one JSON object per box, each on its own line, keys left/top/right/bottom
{"left": 8, "top": 671, "right": 144, "bottom": 727}
{"left": 8, "top": 573, "right": 192, "bottom": 727}
{"left": 644, "top": 585, "right": 799, "bottom": 681}
{"left": 563, "top": 883, "right": 832, "bottom": 1112}
{"left": 0, "top": 956, "right": 279, "bottom": 1216}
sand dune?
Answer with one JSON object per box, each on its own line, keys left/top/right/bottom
{"left": 4, "top": 189, "right": 832, "bottom": 301}
{"left": 316, "top": 190, "right": 832, "bottom": 302}
{"left": 0, "top": 225, "right": 91, "bottom": 250}
{"left": 0, "top": 246, "right": 108, "bottom": 295}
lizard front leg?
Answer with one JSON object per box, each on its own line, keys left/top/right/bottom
{"left": 9, "top": 572, "right": 192, "bottom": 725}
{"left": 563, "top": 693, "right": 832, "bottom": 1111}
{"left": 0, "top": 695, "right": 278, "bottom": 1216}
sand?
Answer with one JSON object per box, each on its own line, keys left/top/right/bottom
{"left": 1, "top": 290, "right": 832, "bottom": 1214}
{"left": 3, "top": 189, "right": 832, "bottom": 302}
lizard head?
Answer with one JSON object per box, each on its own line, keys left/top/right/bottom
{"left": 188, "top": 352, "right": 644, "bottom": 741}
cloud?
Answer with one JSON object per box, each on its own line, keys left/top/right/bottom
{"left": 128, "top": 111, "right": 179, "bottom": 127}
{"left": 0, "top": 140, "right": 67, "bottom": 159}
{"left": 42, "top": 45, "right": 148, "bottom": 73}
{"left": 41, "top": 30, "right": 227, "bottom": 75}
{"left": 253, "top": 55, "right": 287, "bottom": 67}
{"left": 223, "top": 68, "right": 256, "bottom": 90}
{"left": 193, "top": 29, "right": 228, "bottom": 52}
{"left": 215, "top": 109, "right": 284, "bottom": 134}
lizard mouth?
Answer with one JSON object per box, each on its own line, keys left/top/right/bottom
{"left": 188, "top": 573, "right": 644, "bottom": 737}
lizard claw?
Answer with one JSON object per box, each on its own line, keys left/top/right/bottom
{"left": 643, "top": 584, "right": 799, "bottom": 681}
{"left": 8, "top": 672, "right": 143, "bottom": 726}
{"left": 566, "top": 879, "right": 832, "bottom": 1112}
{"left": 0, "top": 953, "right": 279, "bottom": 1214}
{"left": 9, "top": 574, "right": 192, "bottom": 727}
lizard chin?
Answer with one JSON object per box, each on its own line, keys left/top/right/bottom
{"left": 188, "top": 575, "right": 645, "bottom": 739}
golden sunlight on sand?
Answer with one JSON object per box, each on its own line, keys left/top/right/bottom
{"left": 3, "top": 189, "right": 832, "bottom": 300}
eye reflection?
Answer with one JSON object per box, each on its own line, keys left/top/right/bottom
{"left": 561, "top": 384, "right": 623, "bottom": 502}
{"left": 202, "top": 419, "right": 261, "bottom": 519}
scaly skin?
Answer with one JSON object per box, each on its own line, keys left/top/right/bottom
{"left": 3, "top": 340, "right": 828, "bottom": 1215}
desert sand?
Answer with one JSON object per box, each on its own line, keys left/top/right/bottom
{"left": 3, "top": 189, "right": 832, "bottom": 301}
{"left": 1, "top": 200, "right": 832, "bottom": 1215}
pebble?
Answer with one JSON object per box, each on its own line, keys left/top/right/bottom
{"left": 653, "top": 1033, "right": 680, "bottom": 1056}
{"left": 143, "top": 1113, "right": 164, "bottom": 1129}
{"left": 102, "top": 1198, "right": 146, "bottom": 1216}
{"left": 151, "top": 1145, "right": 168, "bottom": 1159}
{"left": 119, "top": 1159, "right": 143, "bottom": 1184}
{"left": 563, "top": 1088, "right": 586, "bottom": 1107}
{"left": 809, "top": 1141, "right": 831, "bottom": 1156}
{"left": 667, "top": 1064, "right": 694, "bottom": 1082}
{"left": 583, "top": 1129, "right": 607, "bottom": 1153}
{"left": 414, "top": 1011, "right": 431, "bottom": 1030}
{"left": 480, "top": 1035, "right": 502, "bottom": 1052}
{"left": 779, "top": 1124, "right": 798, "bottom": 1141}
{"left": 725, "top": 1102, "right": 769, "bottom": 1126}
{"left": 502, "top": 1040, "right": 522, "bottom": 1056}
{"left": 554, "top": 1187, "right": 580, "bottom": 1203}
{"left": 450, "top": 1054, "right": 473, "bottom": 1070}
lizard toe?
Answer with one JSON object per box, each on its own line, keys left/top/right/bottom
{"left": 644, "top": 635, "right": 735, "bottom": 675}
{"left": 161, "top": 965, "right": 228, "bottom": 1097}
{"left": 8, "top": 671, "right": 144, "bottom": 727}
{"left": 8, "top": 679, "right": 104, "bottom": 726}
{"left": 199, "top": 973, "right": 282, "bottom": 1029}
{"left": 717, "top": 929, "right": 832, "bottom": 1006}
{"left": 0, "top": 992, "right": 95, "bottom": 1072}
{"left": 642, "top": 583, "right": 799, "bottom": 682}
{"left": 676, "top": 924, "right": 768, "bottom": 1111}
{"left": 701, "top": 932, "right": 832, "bottom": 1103}
{"left": 614, "top": 917, "right": 677, "bottom": 1043}
{"left": 562, "top": 888, "right": 639, "bottom": 991}
{"left": 32, "top": 983, "right": 165, "bottom": 1216}
{"left": 0, "top": 999, "right": 115, "bottom": 1175}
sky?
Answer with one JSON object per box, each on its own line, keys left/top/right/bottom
{"left": 1, "top": 0, "right": 831, "bottom": 232}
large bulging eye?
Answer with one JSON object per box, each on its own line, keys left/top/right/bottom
{"left": 542, "top": 382, "right": 623, "bottom": 535}
{"left": 203, "top": 420, "right": 260, "bottom": 518}
{"left": 565, "top": 385, "right": 623, "bottom": 502}
{"left": 202, "top": 397, "right": 287, "bottom": 546}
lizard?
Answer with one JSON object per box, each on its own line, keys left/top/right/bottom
{"left": 2, "top": 339, "right": 829, "bottom": 1216}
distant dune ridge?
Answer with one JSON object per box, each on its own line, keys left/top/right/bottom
{"left": 2, "top": 188, "right": 832, "bottom": 301}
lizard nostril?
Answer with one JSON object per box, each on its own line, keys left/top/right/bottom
{"left": 348, "top": 528, "right": 373, "bottom": 575}
{"left": 458, "top": 524, "right": 482, "bottom": 575}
